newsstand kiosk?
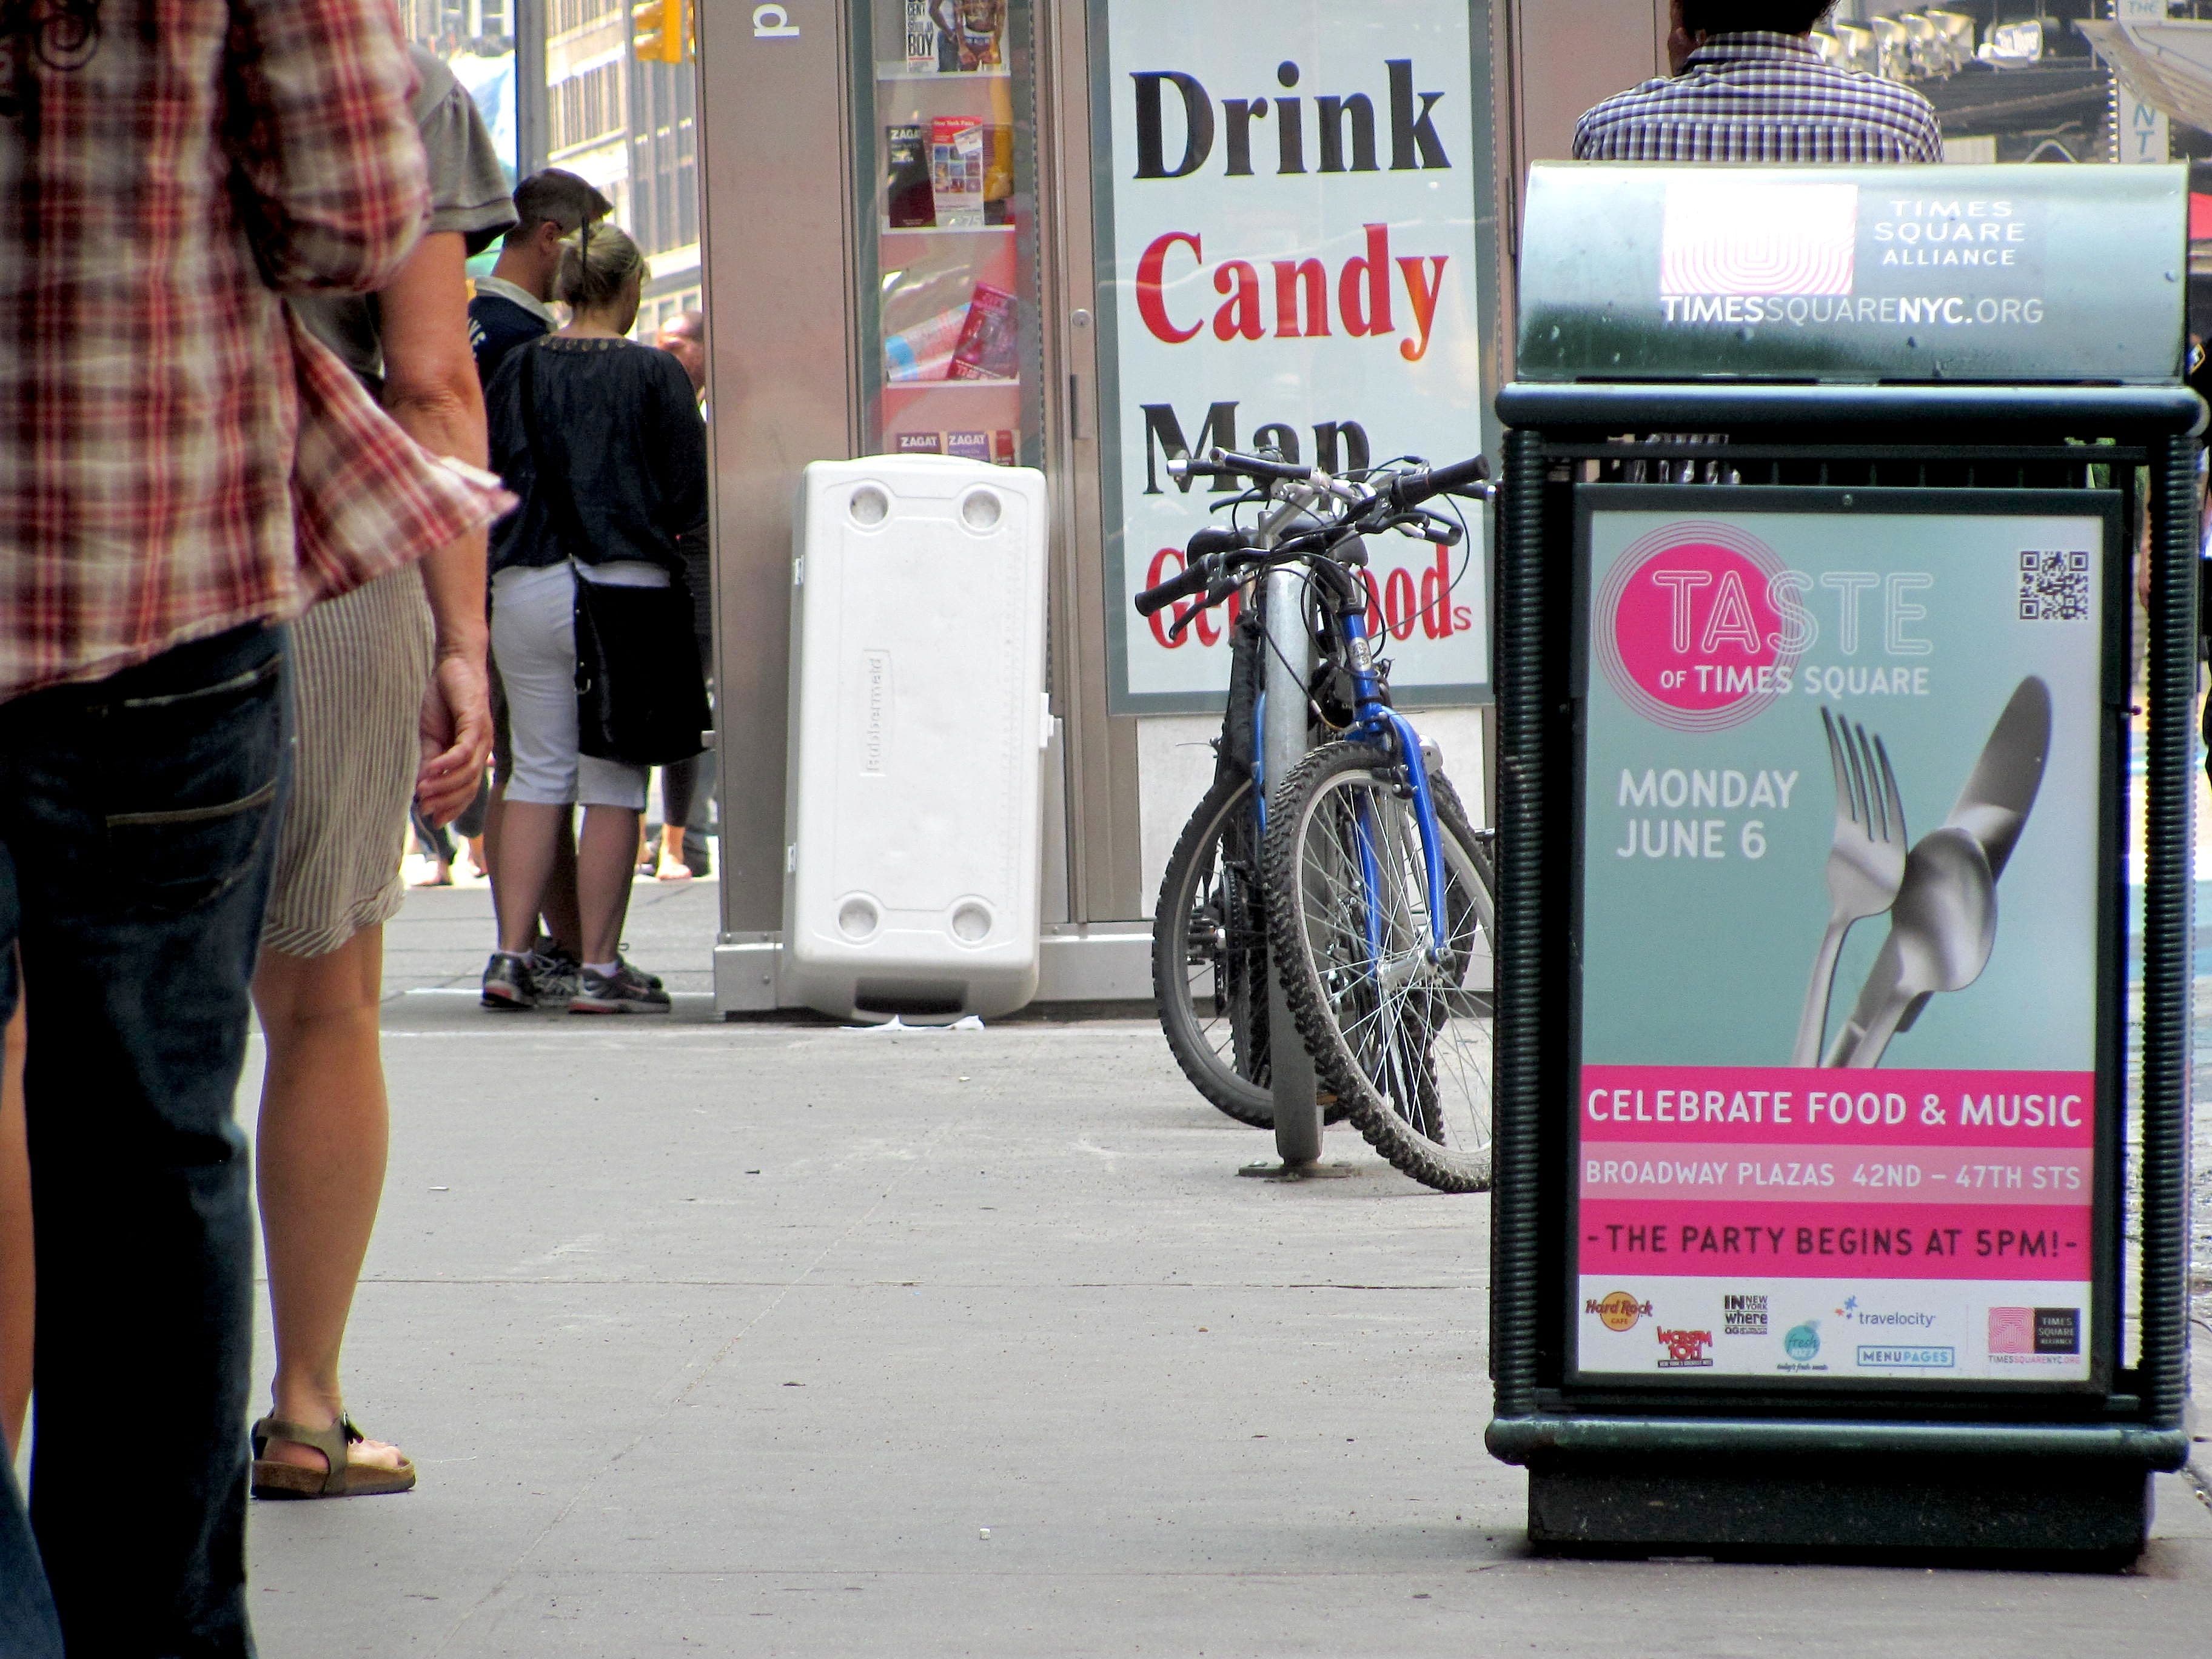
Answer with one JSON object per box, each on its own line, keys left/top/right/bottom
{"left": 1486, "top": 163, "right": 2198, "bottom": 1563}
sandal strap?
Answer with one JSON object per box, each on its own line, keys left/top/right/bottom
{"left": 249, "top": 1413, "right": 350, "bottom": 1495}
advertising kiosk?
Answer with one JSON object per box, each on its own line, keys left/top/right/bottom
{"left": 1486, "top": 163, "right": 2199, "bottom": 1561}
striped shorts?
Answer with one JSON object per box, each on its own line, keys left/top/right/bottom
{"left": 261, "top": 569, "right": 435, "bottom": 959}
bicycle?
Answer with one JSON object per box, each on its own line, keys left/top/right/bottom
{"left": 1142, "top": 469, "right": 1348, "bottom": 1130}
{"left": 1134, "top": 447, "right": 1499, "bottom": 1192}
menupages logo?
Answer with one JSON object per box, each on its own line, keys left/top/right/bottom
{"left": 1593, "top": 521, "right": 1805, "bottom": 732}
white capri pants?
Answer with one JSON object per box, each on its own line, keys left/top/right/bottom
{"left": 491, "top": 560, "right": 660, "bottom": 811}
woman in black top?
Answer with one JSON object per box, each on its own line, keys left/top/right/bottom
{"left": 481, "top": 223, "right": 706, "bottom": 1013}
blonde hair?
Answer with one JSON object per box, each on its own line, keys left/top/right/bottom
{"left": 556, "top": 221, "right": 648, "bottom": 312}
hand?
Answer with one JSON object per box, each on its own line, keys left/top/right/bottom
{"left": 416, "top": 651, "right": 491, "bottom": 828}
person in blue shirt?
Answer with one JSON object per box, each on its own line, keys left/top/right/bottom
{"left": 468, "top": 169, "right": 612, "bottom": 384}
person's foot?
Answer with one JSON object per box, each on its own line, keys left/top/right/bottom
{"left": 411, "top": 860, "right": 454, "bottom": 888}
{"left": 257, "top": 1421, "right": 410, "bottom": 1477}
{"left": 570, "top": 959, "right": 671, "bottom": 1014}
{"left": 481, "top": 953, "right": 537, "bottom": 1010}
{"left": 530, "top": 942, "right": 581, "bottom": 1004}
{"left": 654, "top": 851, "right": 692, "bottom": 882}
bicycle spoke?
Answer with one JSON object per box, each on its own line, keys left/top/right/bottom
{"left": 1293, "top": 770, "right": 1494, "bottom": 1161}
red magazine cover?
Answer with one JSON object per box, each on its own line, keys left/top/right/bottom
{"left": 947, "top": 283, "right": 1017, "bottom": 381}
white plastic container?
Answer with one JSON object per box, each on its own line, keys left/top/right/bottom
{"left": 782, "top": 455, "right": 1051, "bottom": 1021}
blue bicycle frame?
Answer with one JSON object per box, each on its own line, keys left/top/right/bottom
{"left": 1335, "top": 605, "right": 1451, "bottom": 970}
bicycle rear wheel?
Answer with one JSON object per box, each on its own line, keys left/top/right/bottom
{"left": 1153, "top": 774, "right": 1275, "bottom": 1127}
{"left": 1264, "top": 742, "right": 1496, "bottom": 1191}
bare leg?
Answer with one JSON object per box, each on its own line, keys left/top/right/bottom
{"left": 481, "top": 783, "right": 507, "bottom": 938}
{"left": 576, "top": 805, "right": 643, "bottom": 966}
{"left": 485, "top": 786, "right": 582, "bottom": 956}
{"left": 0, "top": 980, "right": 30, "bottom": 1459}
{"left": 543, "top": 817, "right": 583, "bottom": 954}
{"left": 493, "top": 802, "right": 569, "bottom": 959}
{"left": 655, "top": 822, "right": 689, "bottom": 880}
{"left": 252, "top": 928, "right": 404, "bottom": 1474}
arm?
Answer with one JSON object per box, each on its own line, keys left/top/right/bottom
{"left": 379, "top": 230, "right": 494, "bottom": 823}
{"left": 224, "top": 0, "right": 429, "bottom": 292}
{"left": 649, "top": 355, "right": 711, "bottom": 543}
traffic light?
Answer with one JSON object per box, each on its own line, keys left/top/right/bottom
{"left": 633, "top": 0, "right": 687, "bottom": 64}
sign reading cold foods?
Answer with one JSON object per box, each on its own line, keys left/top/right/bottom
{"left": 1097, "top": 0, "right": 1487, "bottom": 711}
{"left": 1574, "top": 492, "right": 2114, "bottom": 1386}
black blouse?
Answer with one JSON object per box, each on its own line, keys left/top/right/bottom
{"left": 486, "top": 335, "right": 707, "bottom": 578}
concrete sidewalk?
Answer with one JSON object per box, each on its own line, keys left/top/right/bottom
{"left": 239, "top": 882, "right": 2212, "bottom": 1657}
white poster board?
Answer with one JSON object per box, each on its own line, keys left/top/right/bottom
{"left": 1093, "top": 0, "right": 1493, "bottom": 712}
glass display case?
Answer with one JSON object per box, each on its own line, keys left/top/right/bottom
{"left": 857, "top": 0, "right": 1042, "bottom": 467}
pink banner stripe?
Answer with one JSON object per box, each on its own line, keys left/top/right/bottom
{"left": 1581, "top": 1144, "right": 2092, "bottom": 1205}
{"left": 1578, "top": 1198, "right": 2093, "bottom": 1282}
{"left": 1580, "top": 1066, "right": 2094, "bottom": 1148}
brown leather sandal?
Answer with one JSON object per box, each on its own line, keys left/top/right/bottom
{"left": 249, "top": 1415, "right": 417, "bottom": 1499}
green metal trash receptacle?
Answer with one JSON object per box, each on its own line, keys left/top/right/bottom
{"left": 1487, "top": 163, "right": 2200, "bottom": 1564}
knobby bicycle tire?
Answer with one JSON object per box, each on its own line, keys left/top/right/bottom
{"left": 1153, "top": 773, "right": 1352, "bottom": 1130}
{"left": 1263, "top": 742, "right": 1496, "bottom": 1191}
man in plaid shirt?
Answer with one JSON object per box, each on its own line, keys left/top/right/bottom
{"left": 0, "top": 7, "right": 500, "bottom": 1655}
{"left": 1574, "top": 1, "right": 1942, "bottom": 164}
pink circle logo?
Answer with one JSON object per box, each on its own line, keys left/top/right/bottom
{"left": 1595, "top": 522, "right": 1799, "bottom": 732}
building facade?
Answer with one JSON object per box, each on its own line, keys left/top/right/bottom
{"left": 406, "top": 0, "right": 702, "bottom": 329}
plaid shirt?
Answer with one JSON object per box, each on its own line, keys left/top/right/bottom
{"left": 0, "top": 2, "right": 504, "bottom": 703}
{"left": 1574, "top": 32, "right": 1943, "bottom": 164}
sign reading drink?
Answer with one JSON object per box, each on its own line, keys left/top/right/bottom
{"left": 1096, "top": 0, "right": 1486, "bottom": 710}
{"left": 1572, "top": 492, "right": 2112, "bottom": 1385}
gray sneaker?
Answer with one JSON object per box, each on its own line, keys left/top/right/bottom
{"left": 530, "top": 943, "right": 581, "bottom": 1005}
{"left": 569, "top": 959, "right": 671, "bottom": 1015}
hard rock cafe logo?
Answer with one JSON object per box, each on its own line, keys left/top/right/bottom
{"left": 1586, "top": 1290, "right": 1654, "bottom": 1333}
{"left": 1656, "top": 1327, "right": 1715, "bottom": 1369}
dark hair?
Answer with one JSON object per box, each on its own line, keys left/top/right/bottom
{"left": 1682, "top": 1, "right": 1833, "bottom": 35}
{"left": 506, "top": 169, "right": 614, "bottom": 244}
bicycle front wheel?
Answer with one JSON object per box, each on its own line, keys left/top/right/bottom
{"left": 1264, "top": 743, "right": 1496, "bottom": 1191}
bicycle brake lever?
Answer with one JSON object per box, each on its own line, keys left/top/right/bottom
{"left": 1167, "top": 578, "right": 1239, "bottom": 640}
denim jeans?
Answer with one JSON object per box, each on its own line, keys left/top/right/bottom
{"left": 0, "top": 623, "right": 290, "bottom": 1658}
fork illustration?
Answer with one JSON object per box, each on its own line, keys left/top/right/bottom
{"left": 1791, "top": 709, "right": 1907, "bottom": 1067}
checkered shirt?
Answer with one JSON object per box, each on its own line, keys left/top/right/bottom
{"left": 1573, "top": 32, "right": 1943, "bottom": 164}
{"left": 0, "top": 2, "right": 504, "bottom": 703}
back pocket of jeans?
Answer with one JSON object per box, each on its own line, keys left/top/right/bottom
{"left": 99, "top": 654, "right": 287, "bottom": 917}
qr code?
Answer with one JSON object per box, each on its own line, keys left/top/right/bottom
{"left": 2019, "top": 551, "right": 2090, "bottom": 621}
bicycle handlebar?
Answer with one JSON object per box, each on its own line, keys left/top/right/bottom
{"left": 1168, "top": 447, "right": 1320, "bottom": 488}
{"left": 1134, "top": 554, "right": 1220, "bottom": 618}
{"left": 1372, "top": 454, "right": 1492, "bottom": 513}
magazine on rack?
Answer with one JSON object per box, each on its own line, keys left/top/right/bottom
{"left": 948, "top": 0, "right": 1003, "bottom": 71}
{"left": 930, "top": 115, "right": 986, "bottom": 229}
{"left": 885, "top": 124, "right": 933, "bottom": 227}
{"left": 948, "top": 283, "right": 1017, "bottom": 381}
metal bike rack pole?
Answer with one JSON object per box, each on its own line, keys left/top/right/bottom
{"left": 1262, "top": 563, "right": 1322, "bottom": 1165}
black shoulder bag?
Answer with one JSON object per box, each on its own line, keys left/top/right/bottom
{"left": 520, "top": 340, "right": 708, "bottom": 767}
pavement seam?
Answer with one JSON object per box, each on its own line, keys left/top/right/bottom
{"left": 427, "top": 1105, "right": 972, "bottom": 1655}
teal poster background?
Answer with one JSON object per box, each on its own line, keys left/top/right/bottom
{"left": 1577, "top": 493, "right": 2113, "bottom": 1073}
